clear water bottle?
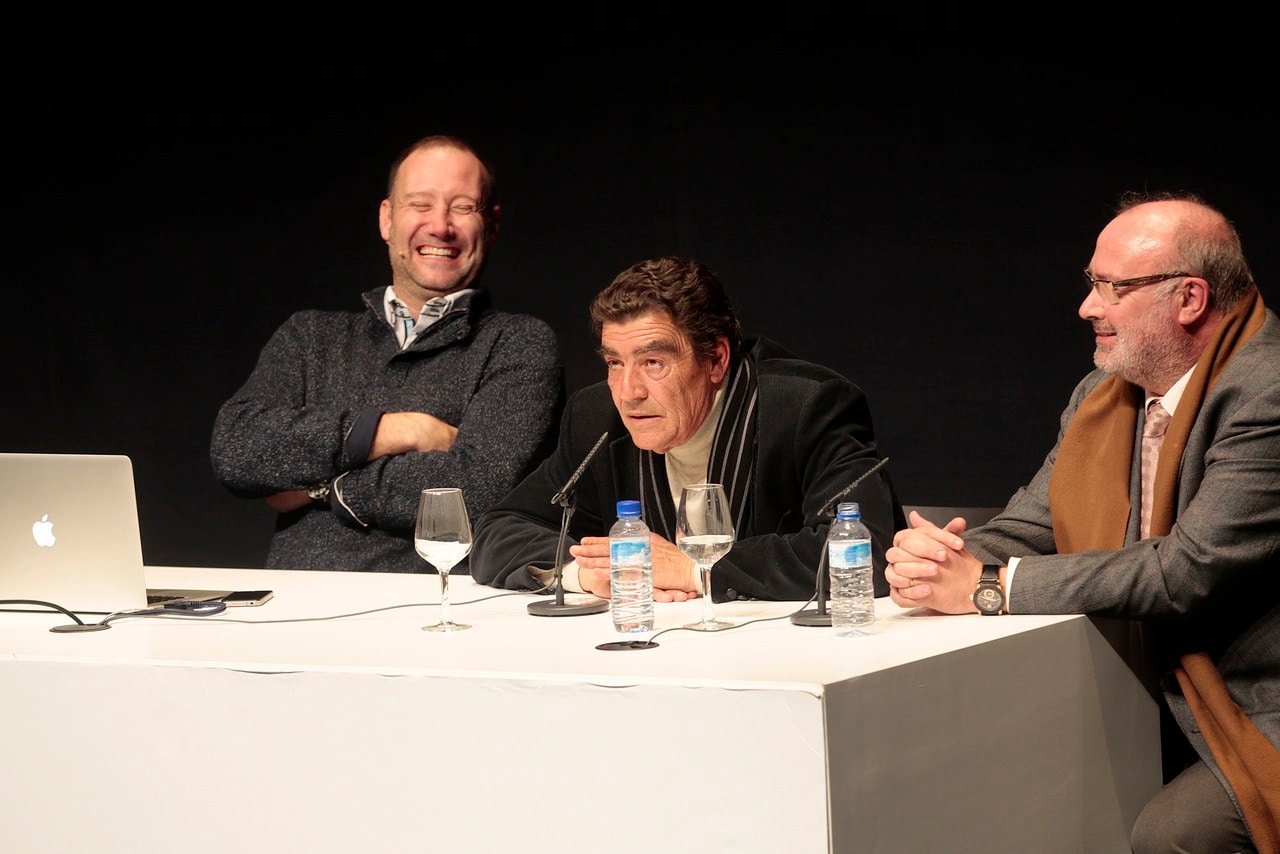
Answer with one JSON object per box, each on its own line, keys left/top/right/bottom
{"left": 828, "top": 501, "right": 874, "bottom": 637}
{"left": 609, "top": 500, "right": 653, "bottom": 633}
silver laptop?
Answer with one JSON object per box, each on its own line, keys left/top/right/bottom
{"left": 0, "top": 453, "right": 229, "bottom": 615}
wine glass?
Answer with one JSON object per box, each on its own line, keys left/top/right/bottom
{"left": 415, "top": 487, "right": 473, "bottom": 632}
{"left": 677, "top": 483, "right": 736, "bottom": 631}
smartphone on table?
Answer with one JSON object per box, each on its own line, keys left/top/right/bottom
{"left": 221, "top": 590, "right": 274, "bottom": 607}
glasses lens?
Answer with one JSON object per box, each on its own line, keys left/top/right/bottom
{"left": 1083, "top": 273, "right": 1115, "bottom": 303}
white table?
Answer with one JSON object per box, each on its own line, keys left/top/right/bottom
{"left": 0, "top": 566, "right": 1160, "bottom": 853}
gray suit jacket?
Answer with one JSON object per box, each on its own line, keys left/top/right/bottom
{"left": 964, "top": 309, "right": 1280, "bottom": 799}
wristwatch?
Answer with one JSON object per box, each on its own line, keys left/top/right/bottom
{"left": 972, "top": 565, "right": 1005, "bottom": 615}
{"left": 306, "top": 481, "right": 331, "bottom": 503}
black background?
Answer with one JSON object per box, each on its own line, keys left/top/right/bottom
{"left": 6, "top": 70, "right": 1277, "bottom": 569}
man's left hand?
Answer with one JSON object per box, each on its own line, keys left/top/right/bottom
{"left": 571, "top": 534, "right": 699, "bottom": 602}
{"left": 885, "top": 510, "right": 983, "bottom": 613}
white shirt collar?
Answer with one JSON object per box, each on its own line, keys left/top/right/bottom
{"left": 383, "top": 287, "right": 473, "bottom": 349}
{"left": 1146, "top": 366, "right": 1194, "bottom": 416}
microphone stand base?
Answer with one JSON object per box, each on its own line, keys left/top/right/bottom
{"left": 528, "top": 596, "right": 609, "bottom": 617}
{"left": 529, "top": 489, "right": 610, "bottom": 616}
{"left": 790, "top": 609, "right": 832, "bottom": 627}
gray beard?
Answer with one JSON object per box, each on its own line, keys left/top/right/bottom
{"left": 1093, "top": 333, "right": 1192, "bottom": 394}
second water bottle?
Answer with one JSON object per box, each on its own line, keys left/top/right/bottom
{"left": 828, "top": 501, "right": 874, "bottom": 637}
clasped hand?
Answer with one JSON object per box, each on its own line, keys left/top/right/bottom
{"left": 885, "top": 510, "right": 984, "bottom": 614}
{"left": 570, "top": 534, "right": 698, "bottom": 602}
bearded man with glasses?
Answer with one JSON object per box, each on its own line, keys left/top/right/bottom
{"left": 887, "top": 190, "right": 1280, "bottom": 852}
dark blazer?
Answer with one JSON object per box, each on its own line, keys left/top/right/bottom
{"left": 470, "top": 336, "right": 905, "bottom": 601}
{"left": 965, "top": 309, "right": 1280, "bottom": 796}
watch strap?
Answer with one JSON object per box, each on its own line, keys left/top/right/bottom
{"left": 975, "top": 564, "right": 1005, "bottom": 615}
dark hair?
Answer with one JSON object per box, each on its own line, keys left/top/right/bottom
{"left": 386, "top": 135, "right": 499, "bottom": 242}
{"left": 589, "top": 257, "right": 743, "bottom": 361}
{"left": 1114, "top": 190, "right": 1255, "bottom": 311}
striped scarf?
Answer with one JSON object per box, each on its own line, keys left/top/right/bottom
{"left": 638, "top": 352, "right": 758, "bottom": 541}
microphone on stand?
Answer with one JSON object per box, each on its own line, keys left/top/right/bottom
{"left": 529, "top": 431, "right": 612, "bottom": 617}
{"left": 791, "top": 456, "right": 890, "bottom": 628}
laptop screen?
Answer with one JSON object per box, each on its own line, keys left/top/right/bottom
{"left": 0, "top": 452, "right": 151, "bottom": 614}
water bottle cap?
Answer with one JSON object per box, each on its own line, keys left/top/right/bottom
{"left": 617, "top": 499, "right": 642, "bottom": 517}
{"left": 835, "top": 501, "right": 861, "bottom": 519}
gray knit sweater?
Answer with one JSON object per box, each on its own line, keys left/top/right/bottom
{"left": 210, "top": 287, "right": 564, "bottom": 572}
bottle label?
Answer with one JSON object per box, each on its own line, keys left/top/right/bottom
{"left": 829, "top": 540, "right": 871, "bottom": 566}
{"left": 611, "top": 540, "right": 650, "bottom": 566}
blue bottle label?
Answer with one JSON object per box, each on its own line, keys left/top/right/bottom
{"left": 829, "top": 541, "right": 871, "bottom": 566}
{"left": 611, "top": 540, "right": 650, "bottom": 564}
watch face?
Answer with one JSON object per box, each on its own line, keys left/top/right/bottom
{"left": 974, "top": 586, "right": 1004, "bottom": 615}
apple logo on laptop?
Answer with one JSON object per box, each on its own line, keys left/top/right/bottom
{"left": 32, "top": 514, "right": 56, "bottom": 547}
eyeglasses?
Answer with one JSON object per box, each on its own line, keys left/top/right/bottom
{"left": 1082, "top": 270, "right": 1195, "bottom": 305}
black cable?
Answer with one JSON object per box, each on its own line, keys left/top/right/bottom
{"left": 634, "top": 591, "right": 820, "bottom": 645}
{"left": 5, "top": 589, "right": 820, "bottom": 635}
{"left": 600, "top": 591, "right": 821, "bottom": 650}
{"left": 0, "top": 599, "right": 88, "bottom": 625}
{"left": 109, "top": 589, "right": 534, "bottom": 626}
{"left": 1, "top": 589, "right": 538, "bottom": 632}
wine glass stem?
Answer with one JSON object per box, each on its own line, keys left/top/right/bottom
{"left": 439, "top": 570, "right": 452, "bottom": 625}
{"left": 700, "top": 564, "right": 715, "bottom": 625}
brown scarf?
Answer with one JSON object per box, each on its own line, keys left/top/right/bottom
{"left": 1049, "top": 286, "right": 1278, "bottom": 851}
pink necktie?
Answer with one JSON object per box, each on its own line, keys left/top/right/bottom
{"left": 1140, "top": 398, "right": 1172, "bottom": 539}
